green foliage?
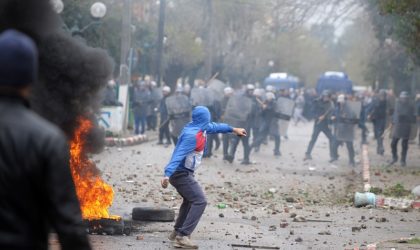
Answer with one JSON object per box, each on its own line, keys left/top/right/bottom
{"left": 369, "top": 186, "right": 383, "bottom": 194}
{"left": 407, "top": 238, "right": 420, "bottom": 244}
{"left": 383, "top": 183, "right": 411, "bottom": 197}
{"left": 363, "top": 0, "right": 419, "bottom": 91}
{"left": 60, "top": 0, "right": 377, "bottom": 86}
{"left": 374, "top": 0, "right": 420, "bottom": 64}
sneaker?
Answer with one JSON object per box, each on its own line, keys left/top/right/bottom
{"left": 303, "top": 154, "right": 312, "bottom": 160}
{"left": 168, "top": 230, "right": 177, "bottom": 241}
{"left": 400, "top": 161, "right": 406, "bottom": 167}
{"left": 174, "top": 235, "right": 198, "bottom": 249}
{"left": 274, "top": 151, "right": 281, "bottom": 156}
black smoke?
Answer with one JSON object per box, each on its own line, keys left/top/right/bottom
{"left": 0, "top": 0, "right": 113, "bottom": 152}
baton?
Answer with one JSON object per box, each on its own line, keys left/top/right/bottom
{"left": 159, "top": 117, "right": 171, "bottom": 129}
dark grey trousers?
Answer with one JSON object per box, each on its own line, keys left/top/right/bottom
{"left": 169, "top": 171, "right": 207, "bottom": 236}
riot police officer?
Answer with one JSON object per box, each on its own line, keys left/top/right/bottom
{"left": 390, "top": 91, "right": 416, "bottom": 166}
{"left": 304, "top": 90, "right": 336, "bottom": 161}
{"left": 224, "top": 84, "right": 256, "bottom": 164}
{"left": 251, "top": 92, "right": 281, "bottom": 156}
{"left": 367, "top": 89, "right": 388, "bottom": 155}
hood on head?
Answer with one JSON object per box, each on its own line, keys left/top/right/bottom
{"left": 191, "top": 106, "right": 211, "bottom": 128}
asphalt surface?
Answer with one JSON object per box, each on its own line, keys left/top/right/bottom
{"left": 51, "top": 121, "right": 420, "bottom": 249}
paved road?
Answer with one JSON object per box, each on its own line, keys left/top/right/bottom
{"left": 51, "top": 121, "right": 420, "bottom": 249}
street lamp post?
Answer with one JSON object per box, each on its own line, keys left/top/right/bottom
{"left": 50, "top": 0, "right": 64, "bottom": 14}
{"left": 156, "top": 0, "right": 167, "bottom": 87}
{"left": 50, "top": 0, "right": 107, "bottom": 37}
{"left": 118, "top": 0, "right": 133, "bottom": 132}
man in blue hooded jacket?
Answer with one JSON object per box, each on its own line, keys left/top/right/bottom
{"left": 161, "top": 106, "right": 246, "bottom": 249}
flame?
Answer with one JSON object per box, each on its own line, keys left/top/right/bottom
{"left": 70, "top": 118, "right": 118, "bottom": 220}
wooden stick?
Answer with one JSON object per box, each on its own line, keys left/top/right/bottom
{"left": 206, "top": 72, "right": 219, "bottom": 84}
{"left": 231, "top": 244, "right": 280, "bottom": 249}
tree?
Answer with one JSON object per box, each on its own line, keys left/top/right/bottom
{"left": 375, "top": 0, "right": 420, "bottom": 64}
{"left": 363, "top": 0, "right": 419, "bottom": 92}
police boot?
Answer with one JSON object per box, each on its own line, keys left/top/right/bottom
{"left": 389, "top": 157, "right": 398, "bottom": 166}
{"left": 224, "top": 155, "right": 234, "bottom": 163}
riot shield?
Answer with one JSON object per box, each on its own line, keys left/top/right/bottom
{"left": 274, "top": 97, "right": 295, "bottom": 120}
{"left": 170, "top": 116, "right": 190, "bottom": 138}
{"left": 190, "top": 87, "right": 215, "bottom": 107}
{"left": 223, "top": 94, "right": 253, "bottom": 127}
{"left": 207, "top": 79, "right": 226, "bottom": 102}
{"left": 346, "top": 101, "right": 362, "bottom": 119}
{"left": 165, "top": 95, "right": 191, "bottom": 116}
{"left": 334, "top": 101, "right": 361, "bottom": 142}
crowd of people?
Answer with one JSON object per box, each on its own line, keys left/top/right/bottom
{"left": 104, "top": 76, "right": 420, "bottom": 167}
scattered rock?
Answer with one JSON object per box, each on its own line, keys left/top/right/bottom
{"left": 219, "top": 213, "right": 224, "bottom": 218}
{"left": 280, "top": 222, "right": 289, "bottom": 228}
{"left": 351, "top": 227, "right": 361, "bottom": 232}
{"left": 325, "top": 213, "right": 330, "bottom": 217}
{"left": 251, "top": 216, "right": 257, "bottom": 221}
{"left": 375, "top": 217, "right": 387, "bottom": 223}
{"left": 269, "top": 225, "right": 277, "bottom": 231}
{"left": 295, "top": 237, "right": 303, "bottom": 242}
{"left": 136, "top": 235, "right": 144, "bottom": 240}
{"left": 290, "top": 230, "right": 295, "bottom": 235}
{"left": 290, "top": 213, "right": 297, "bottom": 218}
{"left": 293, "top": 216, "right": 306, "bottom": 222}
{"left": 318, "top": 230, "right": 331, "bottom": 235}
{"left": 285, "top": 197, "right": 296, "bottom": 203}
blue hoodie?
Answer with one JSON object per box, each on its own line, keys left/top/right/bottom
{"left": 164, "top": 106, "right": 233, "bottom": 177}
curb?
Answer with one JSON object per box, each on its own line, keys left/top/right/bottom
{"left": 105, "top": 134, "right": 148, "bottom": 147}
{"left": 361, "top": 144, "right": 371, "bottom": 192}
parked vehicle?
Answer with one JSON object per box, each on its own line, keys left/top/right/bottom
{"left": 316, "top": 71, "right": 353, "bottom": 95}
{"left": 264, "top": 72, "right": 299, "bottom": 90}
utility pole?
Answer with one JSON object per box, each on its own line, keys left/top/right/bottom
{"left": 156, "top": 0, "right": 166, "bottom": 87}
{"left": 205, "top": 0, "right": 213, "bottom": 79}
{"left": 118, "top": 0, "right": 133, "bottom": 133}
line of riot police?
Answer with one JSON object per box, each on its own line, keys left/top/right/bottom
{"left": 155, "top": 80, "right": 418, "bottom": 167}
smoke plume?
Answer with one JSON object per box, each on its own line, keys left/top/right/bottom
{"left": 0, "top": 0, "right": 113, "bottom": 150}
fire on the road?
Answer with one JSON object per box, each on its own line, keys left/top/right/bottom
{"left": 70, "top": 118, "right": 119, "bottom": 221}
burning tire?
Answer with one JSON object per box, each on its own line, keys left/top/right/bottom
{"left": 85, "top": 218, "right": 126, "bottom": 235}
{"left": 132, "top": 207, "right": 175, "bottom": 222}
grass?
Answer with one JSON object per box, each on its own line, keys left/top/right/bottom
{"left": 382, "top": 183, "right": 411, "bottom": 197}
{"left": 370, "top": 183, "right": 411, "bottom": 197}
{"left": 391, "top": 238, "right": 420, "bottom": 245}
{"left": 407, "top": 238, "right": 420, "bottom": 244}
